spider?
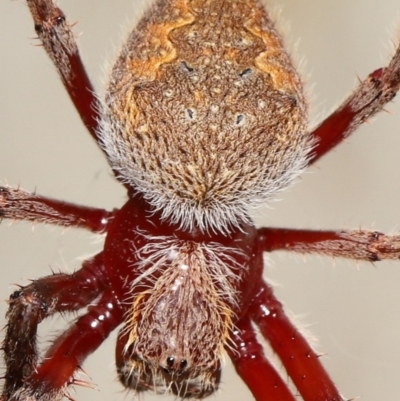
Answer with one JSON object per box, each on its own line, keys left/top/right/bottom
{"left": 0, "top": 0, "right": 400, "bottom": 400}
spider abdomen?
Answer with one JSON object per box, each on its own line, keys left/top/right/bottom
{"left": 100, "top": 0, "right": 311, "bottom": 233}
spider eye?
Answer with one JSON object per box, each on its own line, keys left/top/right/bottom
{"left": 164, "top": 357, "right": 188, "bottom": 372}
{"left": 166, "top": 356, "right": 175, "bottom": 368}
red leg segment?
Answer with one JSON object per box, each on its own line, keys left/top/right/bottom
{"left": 26, "top": 0, "right": 100, "bottom": 142}
{"left": 1, "top": 253, "right": 109, "bottom": 400}
{"left": 310, "top": 44, "right": 400, "bottom": 163}
{"left": 227, "top": 315, "right": 296, "bottom": 401}
{"left": 11, "top": 290, "right": 124, "bottom": 401}
{"left": 0, "top": 187, "right": 113, "bottom": 232}
{"left": 250, "top": 281, "right": 344, "bottom": 401}
{"left": 258, "top": 227, "right": 400, "bottom": 261}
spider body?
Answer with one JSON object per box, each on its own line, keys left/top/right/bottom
{"left": 1, "top": 1, "right": 400, "bottom": 401}
{"left": 100, "top": 1, "right": 308, "bottom": 391}
{"left": 98, "top": 1, "right": 295, "bottom": 392}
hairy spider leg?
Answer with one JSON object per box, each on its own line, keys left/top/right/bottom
{"left": 258, "top": 228, "right": 400, "bottom": 261}
{"left": 0, "top": 187, "right": 114, "bottom": 232}
{"left": 1, "top": 253, "right": 112, "bottom": 400}
{"left": 26, "top": 0, "right": 100, "bottom": 142}
{"left": 0, "top": 185, "right": 116, "bottom": 397}
{"left": 309, "top": 44, "right": 400, "bottom": 163}
{"left": 11, "top": 290, "right": 123, "bottom": 401}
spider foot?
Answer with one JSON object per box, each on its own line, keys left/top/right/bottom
{"left": 2, "top": 383, "right": 66, "bottom": 401}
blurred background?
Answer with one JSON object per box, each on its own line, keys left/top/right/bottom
{"left": 1, "top": 0, "right": 400, "bottom": 400}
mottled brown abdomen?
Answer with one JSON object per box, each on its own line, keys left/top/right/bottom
{"left": 100, "top": 0, "right": 312, "bottom": 232}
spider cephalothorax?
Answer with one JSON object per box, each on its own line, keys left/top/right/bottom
{"left": 1, "top": 0, "right": 400, "bottom": 401}
{"left": 102, "top": 194, "right": 261, "bottom": 396}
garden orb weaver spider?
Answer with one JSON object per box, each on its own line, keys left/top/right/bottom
{"left": 1, "top": 0, "right": 400, "bottom": 400}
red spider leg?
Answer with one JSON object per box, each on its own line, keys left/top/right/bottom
{"left": 249, "top": 280, "right": 344, "bottom": 401}
{"left": 26, "top": 0, "right": 100, "bottom": 142}
{"left": 1, "top": 252, "right": 109, "bottom": 400}
{"left": 309, "top": 40, "right": 400, "bottom": 163}
{"left": 250, "top": 227, "right": 400, "bottom": 400}
{"left": 258, "top": 227, "right": 400, "bottom": 261}
{"left": 0, "top": 187, "right": 114, "bottom": 232}
{"left": 7, "top": 289, "right": 124, "bottom": 401}
{"left": 226, "top": 315, "right": 296, "bottom": 401}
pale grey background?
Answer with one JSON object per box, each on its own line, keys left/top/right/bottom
{"left": 1, "top": 1, "right": 400, "bottom": 400}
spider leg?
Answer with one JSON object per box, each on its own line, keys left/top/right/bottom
{"left": 258, "top": 227, "right": 400, "bottom": 261}
{"left": 249, "top": 280, "right": 345, "bottom": 401}
{"left": 1, "top": 252, "right": 110, "bottom": 400}
{"left": 227, "top": 315, "right": 296, "bottom": 401}
{"left": 6, "top": 289, "right": 123, "bottom": 401}
{"left": 0, "top": 187, "right": 114, "bottom": 232}
{"left": 310, "top": 41, "right": 400, "bottom": 163}
{"left": 25, "top": 0, "right": 100, "bottom": 143}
